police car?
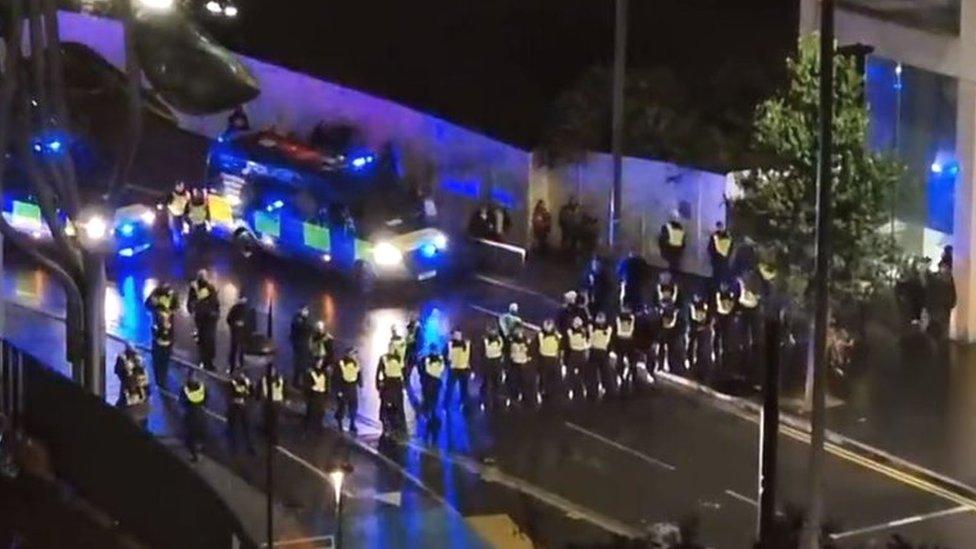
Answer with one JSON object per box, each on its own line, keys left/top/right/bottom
{"left": 203, "top": 130, "right": 452, "bottom": 288}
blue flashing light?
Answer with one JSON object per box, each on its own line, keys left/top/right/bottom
{"left": 32, "top": 143, "right": 42, "bottom": 153}
{"left": 48, "top": 140, "right": 62, "bottom": 152}
{"left": 931, "top": 162, "right": 943, "bottom": 174}
{"left": 273, "top": 199, "right": 284, "bottom": 209}
{"left": 420, "top": 243, "right": 437, "bottom": 258}
{"left": 350, "top": 154, "right": 375, "bottom": 170}
{"left": 118, "top": 247, "right": 134, "bottom": 257}
{"left": 119, "top": 223, "right": 135, "bottom": 237}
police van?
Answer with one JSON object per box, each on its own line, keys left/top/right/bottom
{"left": 204, "top": 130, "right": 451, "bottom": 288}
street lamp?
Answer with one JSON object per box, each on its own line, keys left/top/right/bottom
{"left": 329, "top": 463, "right": 352, "bottom": 548}
{"left": 135, "top": 0, "right": 175, "bottom": 11}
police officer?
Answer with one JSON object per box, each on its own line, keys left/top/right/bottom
{"left": 655, "top": 271, "right": 679, "bottom": 306}
{"left": 737, "top": 273, "right": 762, "bottom": 358}
{"left": 618, "top": 251, "right": 650, "bottom": 310}
{"left": 686, "top": 293, "right": 712, "bottom": 377}
{"left": 565, "top": 317, "right": 589, "bottom": 400}
{"left": 713, "top": 282, "right": 737, "bottom": 369}
{"left": 303, "top": 358, "right": 329, "bottom": 435}
{"left": 376, "top": 348, "right": 406, "bottom": 436}
{"left": 506, "top": 326, "right": 530, "bottom": 405}
{"left": 164, "top": 181, "right": 191, "bottom": 240}
{"left": 656, "top": 298, "right": 682, "bottom": 372}
{"left": 187, "top": 270, "right": 219, "bottom": 371}
{"left": 658, "top": 212, "right": 686, "bottom": 273}
{"left": 114, "top": 343, "right": 143, "bottom": 405}
{"left": 481, "top": 324, "right": 505, "bottom": 409}
{"left": 707, "top": 222, "right": 733, "bottom": 283}
{"left": 260, "top": 364, "right": 286, "bottom": 436}
{"left": 227, "top": 370, "right": 255, "bottom": 454}
{"left": 757, "top": 260, "right": 777, "bottom": 298}
{"left": 335, "top": 349, "right": 362, "bottom": 434}
{"left": 589, "top": 312, "right": 614, "bottom": 400}
{"left": 308, "top": 321, "right": 334, "bottom": 385}
{"left": 581, "top": 256, "right": 612, "bottom": 317}
{"left": 226, "top": 295, "right": 254, "bottom": 372}
{"left": 613, "top": 305, "right": 637, "bottom": 393}
{"left": 404, "top": 316, "right": 421, "bottom": 378}
{"left": 421, "top": 345, "right": 445, "bottom": 420}
{"left": 181, "top": 371, "right": 207, "bottom": 462}
{"left": 445, "top": 330, "right": 472, "bottom": 412}
{"left": 289, "top": 305, "right": 313, "bottom": 386}
{"left": 389, "top": 326, "right": 407, "bottom": 361}
{"left": 119, "top": 376, "right": 150, "bottom": 431}
{"left": 145, "top": 281, "right": 179, "bottom": 319}
{"left": 184, "top": 188, "right": 211, "bottom": 235}
{"left": 536, "top": 319, "right": 562, "bottom": 404}
{"left": 150, "top": 309, "right": 173, "bottom": 388}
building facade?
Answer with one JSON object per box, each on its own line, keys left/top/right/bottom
{"left": 800, "top": 0, "right": 976, "bottom": 341}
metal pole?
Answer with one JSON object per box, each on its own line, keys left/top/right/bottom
{"left": 265, "top": 356, "right": 274, "bottom": 549}
{"left": 757, "top": 315, "right": 781, "bottom": 545}
{"left": 83, "top": 251, "right": 107, "bottom": 398}
{"left": 609, "top": 0, "right": 628, "bottom": 247}
{"left": 802, "top": 1, "right": 834, "bottom": 547}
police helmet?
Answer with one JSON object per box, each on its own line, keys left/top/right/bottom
{"left": 571, "top": 316, "right": 583, "bottom": 329}
{"left": 508, "top": 302, "right": 519, "bottom": 314}
{"left": 595, "top": 312, "right": 607, "bottom": 324}
{"left": 542, "top": 318, "right": 555, "bottom": 331}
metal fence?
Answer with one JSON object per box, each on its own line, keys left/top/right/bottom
{"left": 0, "top": 340, "right": 253, "bottom": 549}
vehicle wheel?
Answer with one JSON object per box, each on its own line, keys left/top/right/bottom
{"left": 353, "top": 261, "right": 377, "bottom": 294}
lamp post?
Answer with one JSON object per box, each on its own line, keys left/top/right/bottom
{"left": 329, "top": 463, "right": 352, "bottom": 548}
{"left": 77, "top": 209, "right": 112, "bottom": 398}
{"left": 609, "top": 0, "right": 628, "bottom": 248}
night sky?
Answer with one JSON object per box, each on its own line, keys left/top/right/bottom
{"left": 207, "top": 0, "right": 798, "bottom": 148}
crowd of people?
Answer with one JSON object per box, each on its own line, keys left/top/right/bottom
{"left": 894, "top": 248, "right": 956, "bottom": 340}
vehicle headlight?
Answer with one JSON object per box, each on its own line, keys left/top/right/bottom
{"left": 432, "top": 233, "right": 448, "bottom": 250}
{"left": 373, "top": 242, "right": 403, "bottom": 267}
{"left": 140, "top": 211, "right": 156, "bottom": 225}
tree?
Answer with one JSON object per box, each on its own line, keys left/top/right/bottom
{"left": 0, "top": 0, "right": 258, "bottom": 395}
{"left": 733, "top": 34, "right": 904, "bottom": 309}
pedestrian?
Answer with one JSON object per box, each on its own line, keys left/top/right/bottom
{"left": 612, "top": 305, "right": 637, "bottom": 393}
{"left": 404, "top": 315, "right": 421, "bottom": 380}
{"left": 420, "top": 345, "right": 445, "bottom": 420}
{"left": 895, "top": 259, "right": 925, "bottom": 329}
{"left": 259, "top": 364, "right": 286, "bottom": 437}
{"left": 565, "top": 317, "right": 589, "bottom": 401}
{"left": 226, "top": 295, "right": 254, "bottom": 373}
{"left": 181, "top": 371, "right": 207, "bottom": 462}
{"left": 588, "top": 312, "right": 613, "bottom": 401}
{"left": 531, "top": 200, "right": 552, "bottom": 253}
{"left": 713, "top": 282, "right": 737, "bottom": 371}
{"left": 150, "top": 310, "right": 173, "bottom": 388}
{"left": 536, "top": 319, "right": 563, "bottom": 404}
{"left": 685, "top": 293, "right": 712, "bottom": 378}
{"left": 940, "top": 245, "right": 953, "bottom": 272}
{"left": 227, "top": 370, "right": 255, "bottom": 454}
{"left": 308, "top": 321, "right": 334, "bottom": 386}
{"left": 467, "top": 205, "right": 493, "bottom": 240}
{"left": 658, "top": 211, "right": 686, "bottom": 273}
{"left": 334, "top": 349, "right": 362, "bottom": 434}
{"left": 581, "top": 256, "right": 612, "bottom": 318}
{"left": 656, "top": 298, "right": 682, "bottom": 373}
{"left": 187, "top": 269, "right": 219, "bottom": 371}
{"left": 925, "top": 261, "right": 956, "bottom": 340}
{"left": 736, "top": 273, "right": 762, "bottom": 359}
{"left": 508, "top": 326, "right": 535, "bottom": 407}
{"left": 119, "top": 376, "right": 150, "bottom": 431}
{"left": 556, "top": 291, "right": 579, "bottom": 336}
{"left": 498, "top": 303, "right": 522, "bottom": 341}
{"left": 376, "top": 349, "right": 406, "bottom": 437}
{"left": 444, "top": 330, "right": 473, "bottom": 412}
{"left": 617, "top": 251, "right": 650, "bottom": 310}
{"left": 707, "top": 221, "right": 733, "bottom": 284}
{"left": 114, "top": 343, "right": 142, "bottom": 405}
{"left": 303, "top": 358, "right": 330, "bottom": 436}
{"left": 654, "top": 271, "right": 679, "bottom": 306}
{"left": 558, "top": 196, "right": 581, "bottom": 256}
{"left": 489, "top": 203, "right": 512, "bottom": 242}
{"left": 290, "top": 305, "right": 313, "bottom": 385}
{"left": 480, "top": 324, "right": 505, "bottom": 410}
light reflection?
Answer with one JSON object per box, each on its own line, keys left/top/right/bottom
{"left": 320, "top": 293, "right": 336, "bottom": 327}
{"left": 142, "top": 278, "right": 159, "bottom": 300}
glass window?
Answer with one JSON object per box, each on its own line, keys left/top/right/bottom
{"left": 840, "top": 0, "right": 960, "bottom": 35}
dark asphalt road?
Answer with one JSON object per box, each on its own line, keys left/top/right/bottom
{"left": 5, "top": 237, "right": 976, "bottom": 548}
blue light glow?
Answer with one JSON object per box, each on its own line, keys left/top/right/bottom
{"left": 272, "top": 199, "right": 284, "bottom": 209}
{"left": 350, "top": 155, "right": 375, "bottom": 170}
{"left": 48, "top": 140, "right": 62, "bottom": 152}
{"left": 119, "top": 223, "right": 135, "bottom": 237}
{"left": 420, "top": 243, "right": 437, "bottom": 258}
{"left": 931, "top": 162, "right": 943, "bottom": 174}
{"left": 118, "top": 247, "right": 134, "bottom": 257}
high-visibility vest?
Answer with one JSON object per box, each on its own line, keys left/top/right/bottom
{"left": 568, "top": 329, "right": 589, "bottom": 352}
{"left": 661, "top": 311, "right": 678, "bottom": 330}
{"left": 310, "top": 369, "right": 328, "bottom": 393}
{"left": 425, "top": 355, "right": 445, "bottom": 378}
{"left": 154, "top": 324, "right": 172, "bottom": 347}
{"left": 666, "top": 222, "right": 685, "bottom": 247}
{"left": 262, "top": 375, "right": 284, "bottom": 402}
{"left": 590, "top": 326, "right": 612, "bottom": 351}
{"left": 190, "top": 281, "right": 212, "bottom": 302}
{"left": 739, "top": 281, "right": 760, "bottom": 309}
{"left": 690, "top": 302, "right": 708, "bottom": 323}
{"left": 716, "top": 293, "right": 735, "bottom": 315}
{"left": 509, "top": 341, "right": 529, "bottom": 365}
{"left": 188, "top": 201, "right": 208, "bottom": 225}
{"left": 339, "top": 358, "right": 360, "bottom": 383}
{"left": 389, "top": 336, "right": 407, "bottom": 359}
{"left": 167, "top": 191, "right": 190, "bottom": 217}
{"left": 538, "top": 332, "right": 560, "bottom": 358}
{"left": 230, "top": 377, "right": 251, "bottom": 402}
{"left": 616, "top": 315, "right": 635, "bottom": 339}
{"left": 183, "top": 383, "right": 205, "bottom": 404}
{"left": 484, "top": 336, "right": 504, "bottom": 359}
{"left": 657, "top": 283, "right": 678, "bottom": 303}
{"left": 759, "top": 263, "right": 777, "bottom": 282}
{"left": 448, "top": 341, "right": 471, "bottom": 370}
{"left": 712, "top": 232, "right": 732, "bottom": 257}
{"left": 381, "top": 354, "right": 404, "bottom": 379}
{"left": 153, "top": 292, "right": 175, "bottom": 312}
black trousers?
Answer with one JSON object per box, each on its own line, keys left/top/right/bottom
{"left": 711, "top": 259, "right": 729, "bottom": 284}
{"left": 152, "top": 344, "right": 171, "bottom": 387}
{"left": 565, "top": 350, "right": 587, "bottom": 399}
{"left": 505, "top": 361, "right": 523, "bottom": 403}
{"left": 538, "top": 356, "right": 562, "bottom": 403}
{"left": 519, "top": 364, "right": 538, "bottom": 407}
{"left": 445, "top": 369, "right": 471, "bottom": 409}
{"left": 380, "top": 379, "right": 406, "bottom": 432}
{"left": 657, "top": 330, "right": 681, "bottom": 372}
{"left": 304, "top": 392, "right": 327, "bottom": 433}
{"left": 335, "top": 384, "right": 359, "bottom": 429}
{"left": 713, "top": 315, "right": 734, "bottom": 368}
{"left": 228, "top": 330, "right": 247, "bottom": 372}
{"left": 421, "top": 375, "right": 441, "bottom": 418}
{"left": 661, "top": 246, "right": 683, "bottom": 273}
{"left": 687, "top": 326, "right": 712, "bottom": 378}
{"left": 184, "top": 408, "right": 205, "bottom": 457}
{"left": 227, "top": 403, "right": 253, "bottom": 452}
{"left": 480, "top": 357, "right": 503, "bottom": 407}
{"left": 196, "top": 320, "right": 217, "bottom": 370}
{"left": 589, "top": 350, "right": 612, "bottom": 399}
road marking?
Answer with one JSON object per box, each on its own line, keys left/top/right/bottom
{"left": 724, "top": 489, "right": 757, "bottom": 507}
{"left": 829, "top": 505, "right": 972, "bottom": 541}
{"left": 564, "top": 422, "right": 676, "bottom": 471}
{"left": 400, "top": 439, "right": 645, "bottom": 539}
{"left": 260, "top": 534, "right": 334, "bottom": 548}
{"left": 474, "top": 274, "right": 560, "bottom": 306}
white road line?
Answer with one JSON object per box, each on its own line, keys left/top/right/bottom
{"left": 829, "top": 505, "right": 972, "bottom": 540}
{"left": 474, "top": 274, "right": 561, "bottom": 306}
{"left": 724, "top": 489, "right": 758, "bottom": 507}
{"left": 261, "top": 534, "right": 333, "bottom": 548}
{"left": 564, "top": 422, "right": 676, "bottom": 471}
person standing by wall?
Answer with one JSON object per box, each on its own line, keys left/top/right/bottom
{"left": 658, "top": 211, "right": 686, "bottom": 274}
{"left": 707, "top": 222, "right": 733, "bottom": 284}
{"left": 558, "top": 196, "right": 581, "bottom": 257}
{"left": 531, "top": 200, "right": 552, "bottom": 254}
{"left": 926, "top": 261, "right": 956, "bottom": 341}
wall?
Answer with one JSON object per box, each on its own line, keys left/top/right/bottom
{"left": 533, "top": 153, "right": 728, "bottom": 275}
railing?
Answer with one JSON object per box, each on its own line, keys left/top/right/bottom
{"left": 0, "top": 340, "right": 253, "bottom": 549}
